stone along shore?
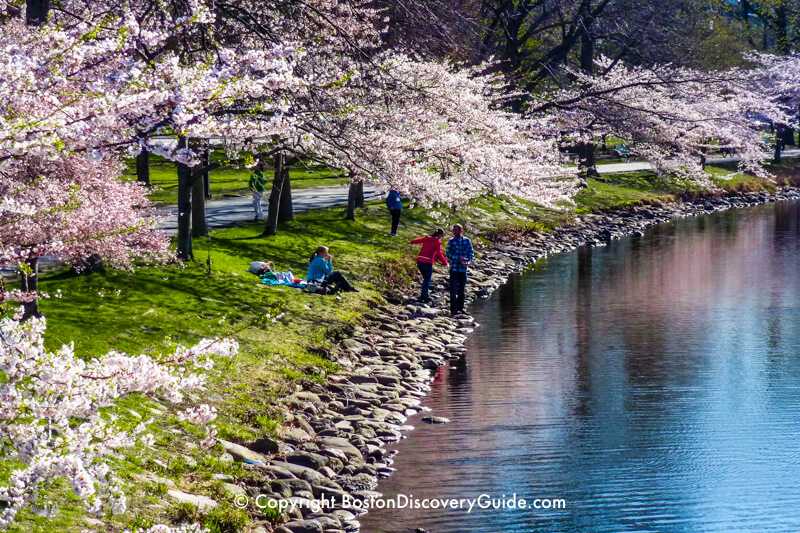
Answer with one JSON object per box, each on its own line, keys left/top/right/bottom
{"left": 211, "top": 187, "right": 800, "bottom": 533}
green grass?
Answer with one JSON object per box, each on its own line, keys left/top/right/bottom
{"left": 572, "top": 172, "right": 691, "bottom": 213}
{"left": 123, "top": 152, "right": 347, "bottom": 206}
{"left": 6, "top": 162, "right": 800, "bottom": 531}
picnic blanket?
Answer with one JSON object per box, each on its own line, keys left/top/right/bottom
{"left": 261, "top": 272, "right": 306, "bottom": 289}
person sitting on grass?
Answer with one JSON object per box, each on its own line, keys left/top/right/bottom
{"left": 410, "top": 228, "right": 448, "bottom": 303}
{"left": 306, "top": 246, "right": 358, "bottom": 293}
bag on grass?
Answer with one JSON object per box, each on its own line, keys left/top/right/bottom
{"left": 249, "top": 261, "right": 274, "bottom": 276}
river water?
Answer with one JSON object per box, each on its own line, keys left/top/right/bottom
{"left": 361, "top": 200, "right": 800, "bottom": 533}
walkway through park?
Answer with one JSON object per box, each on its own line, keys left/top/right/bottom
{"left": 156, "top": 184, "right": 383, "bottom": 233}
{"left": 158, "top": 150, "right": 800, "bottom": 234}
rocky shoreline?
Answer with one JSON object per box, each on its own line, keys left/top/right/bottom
{"left": 216, "top": 186, "right": 800, "bottom": 533}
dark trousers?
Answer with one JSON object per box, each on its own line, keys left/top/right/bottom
{"left": 389, "top": 208, "right": 401, "bottom": 234}
{"left": 417, "top": 261, "right": 433, "bottom": 300}
{"left": 322, "top": 270, "right": 355, "bottom": 293}
{"left": 449, "top": 270, "right": 467, "bottom": 314}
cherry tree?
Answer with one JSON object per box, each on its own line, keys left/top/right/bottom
{"left": 0, "top": 155, "right": 172, "bottom": 318}
{"left": 1, "top": 1, "right": 301, "bottom": 258}
{"left": 0, "top": 1, "right": 298, "bottom": 163}
{"left": 0, "top": 310, "right": 237, "bottom": 526}
{"left": 301, "top": 54, "right": 578, "bottom": 209}
{"left": 531, "top": 58, "right": 774, "bottom": 182}
{"left": 749, "top": 52, "right": 800, "bottom": 161}
{"left": 203, "top": 0, "right": 388, "bottom": 235}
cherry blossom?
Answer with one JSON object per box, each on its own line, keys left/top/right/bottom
{"left": 301, "top": 54, "right": 578, "bottom": 207}
{"left": 0, "top": 313, "right": 237, "bottom": 526}
{"left": 0, "top": 3, "right": 299, "bottom": 166}
{"left": 0, "top": 155, "right": 171, "bottom": 269}
{"left": 531, "top": 58, "right": 775, "bottom": 182}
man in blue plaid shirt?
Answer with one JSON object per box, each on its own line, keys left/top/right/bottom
{"left": 446, "top": 224, "right": 474, "bottom": 315}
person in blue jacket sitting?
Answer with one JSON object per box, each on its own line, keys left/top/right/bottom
{"left": 386, "top": 189, "right": 402, "bottom": 236}
{"left": 306, "top": 246, "right": 358, "bottom": 293}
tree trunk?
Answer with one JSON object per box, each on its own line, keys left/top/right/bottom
{"left": 776, "top": 6, "right": 789, "bottom": 55}
{"left": 278, "top": 165, "right": 294, "bottom": 223}
{"left": 203, "top": 149, "right": 211, "bottom": 198}
{"left": 346, "top": 181, "right": 358, "bottom": 220}
{"left": 21, "top": 257, "right": 40, "bottom": 320}
{"left": 580, "top": 31, "right": 593, "bottom": 74}
{"left": 742, "top": 0, "right": 756, "bottom": 47}
{"left": 263, "top": 152, "right": 284, "bottom": 237}
{"left": 578, "top": 141, "right": 598, "bottom": 178}
{"left": 26, "top": 0, "right": 49, "bottom": 25}
{"left": 355, "top": 180, "right": 365, "bottom": 208}
{"left": 136, "top": 148, "right": 150, "bottom": 186}
{"left": 176, "top": 138, "right": 193, "bottom": 260}
{"left": 774, "top": 135, "right": 782, "bottom": 163}
{"left": 192, "top": 168, "right": 208, "bottom": 238}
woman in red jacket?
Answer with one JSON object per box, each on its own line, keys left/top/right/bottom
{"left": 410, "top": 228, "right": 448, "bottom": 303}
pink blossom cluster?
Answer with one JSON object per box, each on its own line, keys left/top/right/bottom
{"left": 178, "top": 404, "right": 219, "bottom": 448}
{"left": 301, "top": 53, "right": 578, "bottom": 207}
{"left": 535, "top": 58, "right": 776, "bottom": 182}
{"left": 0, "top": 3, "right": 299, "bottom": 166}
{"left": 0, "top": 290, "right": 45, "bottom": 304}
{"left": 0, "top": 314, "right": 237, "bottom": 525}
{"left": 0, "top": 155, "right": 171, "bottom": 269}
{"left": 749, "top": 53, "right": 800, "bottom": 126}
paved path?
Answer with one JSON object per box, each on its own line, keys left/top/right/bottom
{"left": 157, "top": 184, "right": 383, "bottom": 233}
{"left": 595, "top": 149, "right": 800, "bottom": 176}
{"left": 158, "top": 150, "right": 800, "bottom": 234}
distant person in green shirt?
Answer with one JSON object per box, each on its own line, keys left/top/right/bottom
{"left": 249, "top": 162, "right": 267, "bottom": 221}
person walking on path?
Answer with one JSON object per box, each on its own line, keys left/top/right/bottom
{"left": 306, "top": 246, "right": 358, "bottom": 293}
{"left": 386, "top": 189, "right": 402, "bottom": 236}
{"left": 410, "top": 228, "right": 448, "bottom": 303}
{"left": 446, "top": 224, "right": 474, "bottom": 315}
{"left": 249, "top": 162, "right": 267, "bottom": 221}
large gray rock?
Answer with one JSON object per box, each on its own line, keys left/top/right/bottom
{"left": 421, "top": 415, "right": 451, "bottom": 424}
{"left": 271, "top": 460, "right": 326, "bottom": 484}
{"left": 279, "top": 426, "right": 314, "bottom": 444}
{"left": 222, "top": 483, "right": 246, "bottom": 497}
{"left": 257, "top": 463, "right": 297, "bottom": 479}
{"left": 274, "top": 520, "right": 323, "bottom": 533}
{"left": 318, "top": 437, "right": 364, "bottom": 462}
{"left": 288, "top": 392, "right": 325, "bottom": 410}
{"left": 286, "top": 452, "right": 329, "bottom": 470}
{"left": 166, "top": 490, "right": 217, "bottom": 510}
{"left": 217, "top": 439, "right": 268, "bottom": 464}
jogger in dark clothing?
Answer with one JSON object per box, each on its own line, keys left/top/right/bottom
{"left": 386, "top": 190, "right": 402, "bottom": 236}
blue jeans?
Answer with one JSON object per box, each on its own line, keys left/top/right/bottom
{"left": 417, "top": 261, "right": 433, "bottom": 300}
{"left": 450, "top": 270, "right": 467, "bottom": 314}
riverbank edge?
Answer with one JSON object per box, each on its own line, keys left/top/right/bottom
{"left": 217, "top": 186, "right": 800, "bottom": 533}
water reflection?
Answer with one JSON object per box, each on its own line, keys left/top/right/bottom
{"left": 361, "top": 200, "right": 800, "bottom": 533}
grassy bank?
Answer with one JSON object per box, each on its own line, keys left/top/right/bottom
{"left": 6, "top": 161, "right": 800, "bottom": 532}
